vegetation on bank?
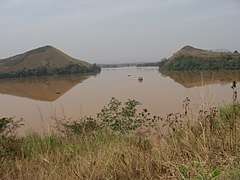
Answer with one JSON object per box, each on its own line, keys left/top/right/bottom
{"left": 136, "top": 61, "right": 161, "bottom": 67}
{"left": 99, "top": 61, "right": 161, "bottom": 68}
{"left": 159, "top": 54, "right": 240, "bottom": 70}
{"left": 159, "top": 46, "right": 240, "bottom": 71}
{"left": 0, "top": 83, "right": 240, "bottom": 179}
{"left": 0, "top": 63, "right": 101, "bottom": 79}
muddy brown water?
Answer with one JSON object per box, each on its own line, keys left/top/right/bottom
{"left": 0, "top": 67, "right": 239, "bottom": 135}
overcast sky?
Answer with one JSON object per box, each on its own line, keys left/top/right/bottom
{"left": 0, "top": 0, "right": 240, "bottom": 63}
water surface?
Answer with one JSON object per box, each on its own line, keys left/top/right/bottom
{"left": 0, "top": 67, "right": 239, "bottom": 134}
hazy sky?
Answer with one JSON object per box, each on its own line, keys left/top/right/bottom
{"left": 1, "top": 0, "right": 240, "bottom": 63}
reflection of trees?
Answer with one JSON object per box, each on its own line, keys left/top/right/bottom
{"left": 160, "top": 71, "right": 240, "bottom": 88}
{"left": 0, "top": 74, "right": 92, "bottom": 101}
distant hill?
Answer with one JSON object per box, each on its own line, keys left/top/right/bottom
{"left": 159, "top": 45, "right": 240, "bottom": 70}
{"left": 0, "top": 45, "right": 100, "bottom": 78}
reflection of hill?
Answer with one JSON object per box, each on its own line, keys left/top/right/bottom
{"left": 0, "top": 74, "right": 92, "bottom": 101}
{"left": 161, "top": 71, "right": 240, "bottom": 88}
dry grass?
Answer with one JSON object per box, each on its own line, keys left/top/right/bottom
{"left": 1, "top": 102, "right": 240, "bottom": 180}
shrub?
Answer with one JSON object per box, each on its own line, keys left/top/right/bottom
{"left": 97, "top": 97, "right": 158, "bottom": 134}
{"left": 219, "top": 102, "right": 240, "bottom": 122}
{"left": 0, "top": 117, "right": 24, "bottom": 138}
{"left": 55, "top": 117, "right": 100, "bottom": 136}
{"left": 0, "top": 117, "right": 24, "bottom": 161}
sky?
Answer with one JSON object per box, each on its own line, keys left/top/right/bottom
{"left": 0, "top": 0, "right": 240, "bottom": 63}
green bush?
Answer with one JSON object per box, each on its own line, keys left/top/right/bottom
{"left": 219, "top": 102, "right": 240, "bottom": 122}
{"left": 97, "top": 97, "right": 158, "bottom": 133}
{"left": 161, "top": 55, "right": 240, "bottom": 70}
{"left": 56, "top": 117, "right": 100, "bottom": 136}
{"left": 0, "top": 117, "right": 24, "bottom": 160}
{"left": 0, "top": 117, "right": 24, "bottom": 138}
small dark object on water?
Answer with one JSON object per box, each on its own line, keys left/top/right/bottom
{"left": 138, "top": 77, "right": 143, "bottom": 82}
{"left": 56, "top": 91, "right": 61, "bottom": 94}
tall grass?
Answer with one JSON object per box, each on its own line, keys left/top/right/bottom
{"left": 0, "top": 83, "right": 239, "bottom": 179}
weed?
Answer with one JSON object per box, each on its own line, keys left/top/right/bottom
{"left": 231, "top": 81, "right": 238, "bottom": 150}
{"left": 55, "top": 116, "right": 100, "bottom": 136}
{"left": 183, "top": 96, "right": 190, "bottom": 116}
{"left": 0, "top": 117, "right": 24, "bottom": 163}
{"left": 0, "top": 117, "right": 24, "bottom": 138}
{"left": 161, "top": 97, "right": 189, "bottom": 133}
{"left": 97, "top": 97, "right": 158, "bottom": 134}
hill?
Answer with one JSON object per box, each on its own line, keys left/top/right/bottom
{"left": 0, "top": 46, "right": 100, "bottom": 78}
{"left": 159, "top": 45, "right": 240, "bottom": 70}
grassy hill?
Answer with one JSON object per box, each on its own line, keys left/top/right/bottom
{"left": 0, "top": 46, "right": 100, "bottom": 78}
{"left": 159, "top": 46, "right": 240, "bottom": 70}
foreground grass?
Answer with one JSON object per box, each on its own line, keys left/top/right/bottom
{"left": 1, "top": 131, "right": 160, "bottom": 179}
{"left": 1, "top": 103, "right": 240, "bottom": 179}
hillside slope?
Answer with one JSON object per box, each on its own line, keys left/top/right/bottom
{"left": 0, "top": 46, "right": 100, "bottom": 78}
{"left": 160, "top": 46, "right": 240, "bottom": 70}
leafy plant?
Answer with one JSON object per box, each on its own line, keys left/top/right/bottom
{"left": 54, "top": 117, "right": 100, "bottom": 136}
{"left": 97, "top": 97, "right": 158, "bottom": 134}
{"left": 0, "top": 117, "right": 24, "bottom": 138}
{"left": 0, "top": 117, "right": 24, "bottom": 163}
{"left": 219, "top": 81, "right": 239, "bottom": 150}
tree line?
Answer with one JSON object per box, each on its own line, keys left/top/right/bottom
{"left": 159, "top": 55, "right": 240, "bottom": 71}
{"left": 0, "top": 63, "right": 101, "bottom": 78}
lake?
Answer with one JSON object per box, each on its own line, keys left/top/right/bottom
{"left": 0, "top": 67, "right": 239, "bottom": 134}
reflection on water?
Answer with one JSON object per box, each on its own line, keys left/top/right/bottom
{"left": 0, "top": 75, "right": 91, "bottom": 101}
{"left": 161, "top": 71, "right": 240, "bottom": 88}
{"left": 0, "top": 67, "right": 239, "bottom": 135}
